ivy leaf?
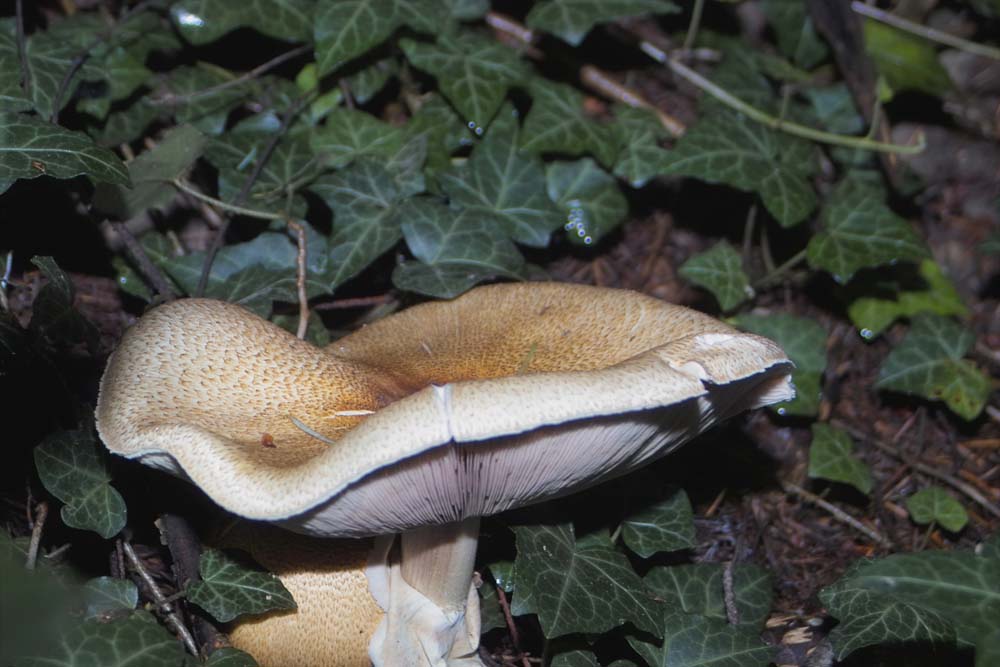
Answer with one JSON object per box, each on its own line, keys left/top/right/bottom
{"left": 863, "top": 20, "right": 952, "bottom": 99}
{"left": 94, "top": 125, "right": 206, "bottom": 220}
{"left": 551, "top": 650, "right": 599, "bottom": 667}
{"left": 808, "top": 423, "right": 872, "bottom": 495}
{"left": 17, "top": 611, "right": 192, "bottom": 667}
{"left": 346, "top": 58, "right": 399, "bottom": 105}
{"left": 734, "top": 313, "right": 827, "bottom": 416}
{"left": 0, "top": 20, "right": 32, "bottom": 112}
{"left": 27, "top": 256, "right": 99, "bottom": 352}
{"left": 310, "top": 107, "right": 405, "bottom": 169}
{"left": 876, "top": 315, "right": 990, "bottom": 420}
{"left": 170, "top": 0, "right": 312, "bottom": 44}
{"left": 659, "top": 110, "right": 817, "bottom": 227}
{"left": 33, "top": 430, "right": 126, "bottom": 539}
{"left": 621, "top": 487, "right": 696, "bottom": 558}
{"left": 439, "top": 109, "right": 562, "bottom": 247}
{"left": 546, "top": 158, "right": 627, "bottom": 246}
{"left": 510, "top": 523, "right": 660, "bottom": 638}
{"left": 82, "top": 577, "right": 139, "bottom": 620}
{"left": 0, "top": 113, "right": 130, "bottom": 194}
{"left": 187, "top": 549, "right": 296, "bottom": 623}
{"left": 848, "top": 259, "right": 967, "bottom": 340}
{"left": 643, "top": 563, "right": 774, "bottom": 629}
{"left": 906, "top": 487, "right": 969, "bottom": 533}
{"left": 679, "top": 241, "right": 754, "bottom": 312}
{"left": 820, "top": 585, "right": 954, "bottom": 661}
{"left": 311, "top": 160, "right": 409, "bottom": 290}
{"left": 822, "top": 549, "right": 999, "bottom": 648}
{"left": 205, "top": 648, "right": 260, "bottom": 667}
{"left": 628, "top": 608, "right": 774, "bottom": 667}
{"left": 612, "top": 106, "right": 671, "bottom": 188}
{"left": 406, "top": 93, "right": 472, "bottom": 172}
{"left": 94, "top": 100, "right": 161, "bottom": 147}
{"left": 521, "top": 81, "right": 618, "bottom": 167}
{"left": 160, "top": 65, "right": 257, "bottom": 136}
{"left": 978, "top": 630, "right": 1000, "bottom": 667}
{"left": 478, "top": 578, "right": 507, "bottom": 634}
{"left": 761, "top": 0, "right": 829, "bottom": 69}
{"left": 315, "top": 0, "right": 447, "bottom": 75}
{"left": 526, "top": 0, "right": 679, "bottom": 46}
{"left": 0, "top": 17, "right": 90, "bottom": 119}
{"left": 401, "top": 33, "right": 529, "bottom": 131}
{"left": 395, "top": 200, "right": 525, "bottom": 298}
{"left": 807, "top": 178, "right": 928, "bottom": 283}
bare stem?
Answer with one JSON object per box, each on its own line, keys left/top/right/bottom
{"left": 171, "top": 180, "right": 285, "bottom": 221}
{"left": 400, "top": 517, "right": 480, "bottom": 613}
{"left": 122, "top": 540, "right": 200, "bottom": 657}
{"left": 851, "top": 1, "right": 1000, "bottom": 61}
{"left": 640, "top": 41, "right": 926, "bottom": 155}
{"left": 112, "top": 220, "right": 176, "bottom": 299}
{"left": 782, "top": 480, "right": 891, "bottom": 548}
{"left": 285, "top": 219, "right": 310, "bottom": 339}
{"left": 753, "top": 248, "right": 808, "bottom": 289}
{"left": 25, "top": 501, "right": 48, "bottom": 570}
{"left": 682, "top": 0, "right": 706, "bottom": 52}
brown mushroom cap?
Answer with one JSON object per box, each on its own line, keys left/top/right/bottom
{"left": 96, "top": 282, "right": 792, "bottom": 537}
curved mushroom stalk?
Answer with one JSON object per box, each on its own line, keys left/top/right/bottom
{"left": 96, "top": 283, "right": 794, "bottom": 667}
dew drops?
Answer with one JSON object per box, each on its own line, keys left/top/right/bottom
{"left": 466, "top": 121, "right": 484, "bottom": 136}
{"left": 860, "top": 328, "right": 874, "bottom": 340}
{"left": 563, "top": 200, "right": 594, "bottom": 244}
{"left": 174, "top": 9, "right": 205, "bottom": 27}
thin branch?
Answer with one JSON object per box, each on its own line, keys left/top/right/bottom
{"left": 15, "top": 0, "right": 31, "bottom": 102}
{"left": 171, "top": 180, "right": 285, "bottom": 221}
{"left": 194, "top": 90, "right": 315, "bottom": 296}
{"left": 25, "top": 501, "right": 48, "bottom": 571}
{"left": 851, "top": 1, "right": 1000, "bottom": 61}
{"left": 122, "top": 540, "right": 200, "bottom": 657}
{"left": 151, "top": 44, "right": 311, "bottom": 106}
{"left": 783, "top": 480, "right": 891, "bottom": 547}
{"left": 832, "top": 419, "right": 1000, "bottom": 520}
{"left": 50, "top": 0, "right": 162, "bottom": 122}
{"left": 682, "top": 0, "right": 706, "bottom": 52}
{"left": 285, "top": 219, "right": 310, "bottom": 339}
{"left": 753, "top": 248, "right": 808, "bottom": 289}
{"left": 639, "top": 41, "right": 927, "bottom": 155}
{"left": 112, "top": 221, "right": 177, "bottom": 299}
{"left": 312, "top": 294, "right": 393, "bottom": 310}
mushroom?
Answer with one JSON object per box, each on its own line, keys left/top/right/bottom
{"left": 96, "top": 282, "right": 793, "bottom": 666}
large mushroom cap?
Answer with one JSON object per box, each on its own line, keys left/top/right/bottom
{"left": 96, "top": 282, "right": 793, "bottom": 537}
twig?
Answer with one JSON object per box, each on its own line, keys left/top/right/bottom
{"left": 753, "top": 248, "right": 808, "bottom": 289}
{"left": 194, "top": 90, "right": 315, "bottom": 297}
{"left": 312, "top": 294, "right": 392, "bottom": 310}
{"left": 781, "top": 480, "right": 891, "bottom": 547}
{"left": 639, "top": 40, "right": 926, "bottom": 155}
{"left": 832, "top": 419, "right": 1000, "bottom": 520}
{"left": 151, "top": 44, "right": 311, "bottom": 106}
{"left": 25, "top": 501, "right": 48, "bottom": 570}
{"left": 0, "top": 250, "right": 13, "bottom": 312}
{"left": 122, "top": 540, "right": 200, "bottom": 657}
{"left": 285, "top": 219, "right": 310, "bottom": 339}
{"left": 171, "top": 181, "right": 285, "bottom": 221}
{"left": 50, "top": 0, "right": 161, "bottom": 122}
{"left": 722, "top": 559, "right": 739, "bottom": 625}
{"left": 496, "top": 586, "right": 530, "bottom": 667}
{"left": 15, "top": 0, "right": 31, "bottom": 102}
{"left": 112, "top": 221, "right": 176, "bottom": 299}
{"left": 851, "top": 2, "right": 1000, "bottom": 61}
{"left": 682, "top": 0, "right": 706, "bottom": 52}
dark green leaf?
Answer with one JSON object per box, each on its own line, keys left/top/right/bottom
{"left": 94, "top": 125, "right": 206, "bottom": 219}
{"left": 551, "top": 650, "right": 599, "bottom": 667}
{"left": 0, "top": 19, "right": 32, "bottom": 113}
{"left": 978, "top": 630, "right": 1000, "bottom": 667}
{"left": 27, "top": 256, "right": 99, "bottom": 352}
{"left": 94, "top": 100, "right": 161, "bottom": 147}
{"left": 0, "top": 113, "right": 129, "bottom": 193}
{"left": 612, "top": 106, "right": 671, "bottom": 188}
{"left": 401, "top": 34, "right": 529, "bottom": 131}
{"left": 621, "top": 487, "right": 696, "bottom": 558}
{"left": 876, "top": 315, "right": 990, "bottom": 420}
{"left": 761, "top": 0, "right": 829, "bottom": 69}
{"left": 170, "top": 0, "right": 312, "bottom": 44}
{"left": 395, "top": 200, "right": 525, "bottom": 298}
{"left": 820, "top": 585, "right": 954, "bottom": 660}
{"left": 33, "top": 430, "right": 126, "bottom": 539}
{"left": 808, "top": 423, "right": 872, "bottom": 495}
{"left": 205, "top": 647, "right": 260, "bottom": 667}
{"left": 405, "top": 93, "right": 472, "bottom": 173}
{"left": 16, "top": 611, "right": 191, "bottom": 667}
{"left": 848, "top": 260, "right": 967, "bottom": 339}
{"left": 803, "top": 84, "right": 864, "bottom": 135}
{"left": 807, "top": 178, "right": 928, "bottom": 283}
{"left": 521, "top": 81, "right": 618, "bottom": 167}
{"left": 160, "top": 65, "right": 257, "bottom": 136}
{"left": 82, "top": 577, "right": 139, "bottom": 620}
{"left": 628, "top": 608, "right": 774, "bottom": 667}
{"left": 448, "top": 0, "right": 490, "bottom": 20}
{"left": 346, "top": 58, "right": 399, "bottom": 105}
{"left": 823, "top": 548, "right": 1000, "bottom": 648}
{"left": 439, "top": 109, "right": 561, "bottom": 247}
{"left": 864, "top": 20, "right": 952, "bottom": 98}
{"left": 478, "top": 579, "right": 507, "bottom": 634}
{"left": 526, "top": 0, "right": 679, "bottom": 46}
{"left": 546, "top": 158, "right": 627, "bottom": 246}
{"left": 510, "top": 523, "right": 660, "bottom": 638}
{"left": 643, "top": 563, "right": 774, "bottom": 628}
{"left": 187, "top": 549, "right": 296, "bottom": 623}
{"left": 659, "top": 110, "right": 817, "bottom": 227}
{"left": 906, "top": 487, "right": 969, "bottom": 532}
{"left": 315, "top": 0, "right": 447, "bottom": 75}
{"left": 310, "top": 107, "right": 405, "bottom": 169}
{"left": 734, "top": 313, "right": 827, "bottom": 416}
{"left": 678, "top": 241, "right": 754, "bottom": 312}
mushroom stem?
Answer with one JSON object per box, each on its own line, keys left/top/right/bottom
{"left": 400, "top": 516, "right": 480, "bottom": 613}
